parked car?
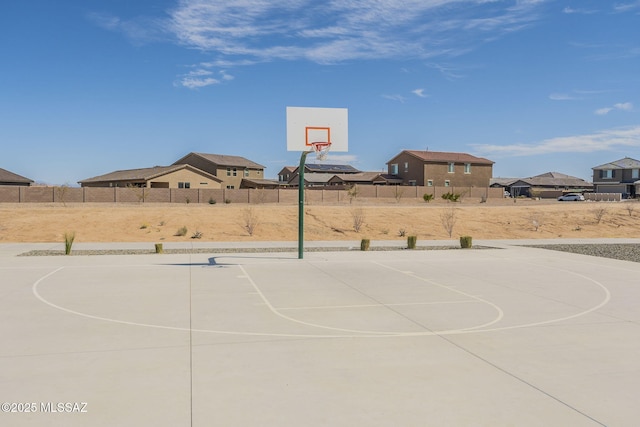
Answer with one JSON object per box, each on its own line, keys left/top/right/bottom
{"left": 558, "top": 193, "right": 585, "bottom": 201}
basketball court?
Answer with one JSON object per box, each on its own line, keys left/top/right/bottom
{"left": 2, "top": 241, "right": 640, "bottom": 426}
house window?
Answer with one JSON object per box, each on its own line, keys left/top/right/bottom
{"left": 464, "top": 163, "right": 471, "bottom": 174}
{"left": 601, "top": 170, "right": 613, "bottom": 179}
{"left": 391, "top": 163, "right": 398, "bottom": 174}
{"left": 226, "top": 185, "right": 235, "bottom": 189}
{"left": 444, "top": 180, "right": 450, "bottom": 187}
{"left": 244, "top": 169, "right": 249, "bottom": 177}
{"left": 233, "top": 168, "right": 237, "bottom": 177}
{"left": 448, "top": 163, "right": 455, "bottom": 173}
{"left": 178, "top": 182, "right": 190, "bottom": 189}
{"left": 633, "top": 169, "right": 639, "bottom": 179}
{"left": 404, "top": 162, "right": 409, "bottom": 173}
{"left": 427, "top": 180, "right": 433, "bottom": 187}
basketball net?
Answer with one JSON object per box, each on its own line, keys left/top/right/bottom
{"left": 311, "top": 142, "right": 331, "bottom": 161}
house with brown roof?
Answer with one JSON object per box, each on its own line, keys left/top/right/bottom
{"left": 277, "top": 166, "right": 296, "bottom": 184}
{"left": 328, "top": 172, "right": 403, "bottom": 186}
{"left": 173, "top": 152, "right": 265, "bottom": 190}
{"left": 0, "top": 167, "right": 33, "bottom": 186}
{"left": 491, "top": 172, "right": 593, "bottom": 198}
{"left": 592, "top": 157, "right": 640, "bottom": 198}
{"left": 78, "top": 164, "right": 222, "bottom": 189}
{"left": 386, "top": 150, "right": 494, "bottom": 187}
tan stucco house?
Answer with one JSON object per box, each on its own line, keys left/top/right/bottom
{"left": 386, "top": 150, "right": 494, "bottom": 187}
{"left": 173, "top": 152, "right": 265, "bottom": 189}
{"left": 78, "top": 164, "right": 222, "bottom": 189}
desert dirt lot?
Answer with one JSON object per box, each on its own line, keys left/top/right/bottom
{"left": 1, "top": 199, "right": 639, "bottom": 243}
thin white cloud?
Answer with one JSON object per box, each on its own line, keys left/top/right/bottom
{"left": 99, "top": 1, "right": 550, "bottom": 65}
{"left": 595, "top": 102, "right": 633, "bottom": 115}
{"left": 412, "top": 89, "right": 428, "bottom": 98}
{"left": 549, "top": 93, "right": 576, "bottom": 101}
{"left": 562, "top": 7, "right": 598, "bottom": 14}
{"left": 613, "top": 1, "right": 640, "bottom": 13}
{"left": 614, "top": 102, "right": 633, "bottom": 110}
{"left": 595, "top": 107, "right": 613, "bottom": 115}
{"left": 471, "top": 126, "right": 640, "bottom": 157}
{"left": 382, "top": 94, "right": 406, "bottom": 103}
{"left": 174, "top": 66, "right": 234, "bottom": 89}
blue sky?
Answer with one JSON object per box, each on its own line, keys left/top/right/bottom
{"left": 1, "top": 0, "right": 639, "bottom": 184}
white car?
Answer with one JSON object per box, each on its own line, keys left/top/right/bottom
{"left": 558, "top": 193, "right": 585, "bottom": 201}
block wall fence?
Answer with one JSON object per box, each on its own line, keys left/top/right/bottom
{"left": 0, "top": 185, "right": 504, "bottom": 204}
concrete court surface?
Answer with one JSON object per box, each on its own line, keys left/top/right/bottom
{"left": 1, "top": 241, "right": 640, "bottom": 426}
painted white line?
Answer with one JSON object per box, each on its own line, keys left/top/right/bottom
{"left": 29, "top": 259, "right": 612, "bottom": 339}
{"left": 237, "top": 264, "right": 407, "bottom": 335}
{"left": 278, "top": 300, "right": 479, "bottom": 311}
{"left": 372, "top": 261, "right": 505, "bottom": 332}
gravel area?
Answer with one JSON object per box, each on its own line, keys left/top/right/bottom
{"left": 526, "top": 244, "right": 640, "bottom": 263}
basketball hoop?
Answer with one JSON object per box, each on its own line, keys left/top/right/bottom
{"left": 310, "top": 142, "right": 331, "bottom": 161}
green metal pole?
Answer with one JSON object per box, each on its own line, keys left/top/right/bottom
{"left": 298, "top": 151, "right": 311, "bottom": 259}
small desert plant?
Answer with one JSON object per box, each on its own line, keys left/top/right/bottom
{"left": 398, "top": 228, "right": 406, "bottom": 237}
{"left": 159, "top": 220, "right": 166, "bottom": 226}
{"left": 185, "top": 197, "right": 190, "bottom": 204}
{"left": 529, "top": 213, "right": 544, "bottom": 232}
{"left": 625, "top": 203, "right": 635, "bottom": 217}
{"left": 460, "top": 236, "right": 473, "bottom": 249}
{"left": 440, "top": 206, "right": 458, "bottom": 237}
{"left": 64, "top": 231, "right": 75, "bottom": 255}
{"left": 442, "top": 192, "right": 461, "bottom": 202}
{"left": 351, "top": 207, "right": 365, "bottom": 232}
{"left": 243, "top": 207, "right": 259, "bottom": 236}
{"left": 592, "top": 207, "right": 607, "bottom": 224}
{"left": 423, "top": 193, "right": 434, "bottom": 203}
{"left": 407, "top": 235, "right": 417, "bottom": 249}
{"left": 208, "top": 197, "right": 217, "bottom": 205}
{"left": 56, "top": 184, "right": 70, "bottom": 207}
{"left": 225, "top": 198, "right": 232, "bottom": 204}
{"left": 155, "top": 243, "right": 163, "bottom": 254}
{"left": 347, "top": 185, "right": 359, "bottom": 204}
{"left": 175, "top": 226, "right": 188, "bottom": 237}
{"left": 360, "top": 238, "right": 370, "bottom": 251}
{"left": 191, "top": 230, "right": 203, "bottom": 239}
{"left": 140, "top": 223, "right": 149, "bottom": 229}
{"left": 394, "top": 186, "right": 405, "bottom": 203}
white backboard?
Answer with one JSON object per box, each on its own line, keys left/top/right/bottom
{"left": 286, "top": 107, "right": 348, "bottom": 152}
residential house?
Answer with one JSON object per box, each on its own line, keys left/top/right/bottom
{"left": 240, "top": 178, "right": 283, "bottom": 189}
{"left": 287, "top": 173, "right": 335, "bottom": 187}
{"left": 0, "top": 167, "right": 33, "bottom": 186}
{"left": 173, "top": 152, "right": 265, "bottom": 190}
{"left": 387, "top": 150, "right": 494, "bottom": 187}
{"left": 285, "top": 163, "right": 360, "bottom": 186}
{"left": 592, "top": 157, "right": 640, "bottom": 198}
{"left": 491, "top": 172, "right": 593, "bottom": 198}
{"left": 328, "top": 172, "right": 403, "bottom": 186}
{"left": 78, "top": 165, "right": 222, "bottom": 189}
{"left": 277, "top": 166, "right": 296, "bottom": 184}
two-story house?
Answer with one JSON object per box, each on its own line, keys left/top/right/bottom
{"left": 592, "top": 157, "right": 640, "bottom": 198}
{"left": 173, "top": 152, "right": 265, "bottom": 189}
{"left": 386, "top": 150, "right": 494, "bottom": 187}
